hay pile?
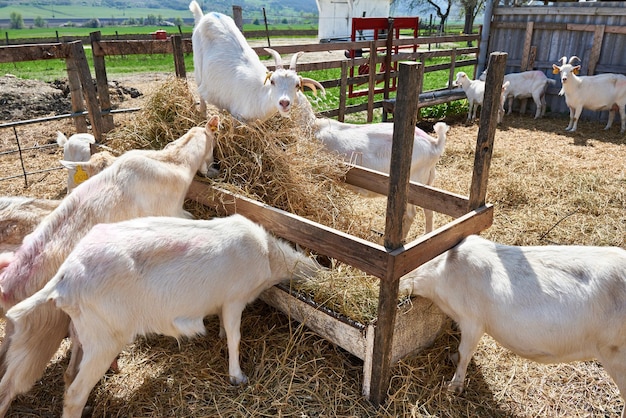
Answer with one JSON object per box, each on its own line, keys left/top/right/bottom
{"left": 103, "top": 78, "right": 389, "bottom": 323}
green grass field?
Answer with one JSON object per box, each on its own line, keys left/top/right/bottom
{"left": 0, "top": 4, "right": 188, "bottom": 21}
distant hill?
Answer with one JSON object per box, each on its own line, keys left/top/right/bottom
{"left": 0, "top": 0, "right": 319, "bottom": 22}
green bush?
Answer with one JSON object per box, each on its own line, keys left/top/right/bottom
{"left": 10, "top": 11, "right": 23, "bottom": 29}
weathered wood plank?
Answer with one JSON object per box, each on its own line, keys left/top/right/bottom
{"left": 588, "top": 25, "right": 605, "bottom": 76}
{"left": 68, "top": 41, "right": 105, "bottom": 142}
{"left": 469, "top": 52, "right": 506, "bottom": 210}
{"left": 171, "top": 34, "right": 186, "bottom": 78}
{"left": 493, "top": 6, "right": 626, "bottom": 16}
{"left": 93, "top": 39, "right": 176, "bottom": 56}
{"left": 0, "top": 43, "right": 69, "bottom": 63}
{"left": 520, "top": 21, "right": 534, "bottom": 71}
{"left": 64, "top": 55, "right": 88, "bottom": 133}
{"left": 370, "top": 62, "right": 422, "bottom": 406}
{"left": 90, "top": 31, "right": 114, "bottom": 132}
{"left": 568, "top": 23, "right": 626, "bottom": 35}
{"left": 259, "top": 285, "right": 368, "bottom": 359}
{"left": 392, "top": 204, "right": 494, "bottom": 277}
{"left": 186, "top": 181, "right": 390, "bottom": 278}
{"left": 344, "top": 165, "right": 470, "bottom": 218}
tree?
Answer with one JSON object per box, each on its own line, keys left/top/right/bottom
{"left": 33, "top": 16, "right": 46, "bottom": 28}
{"left": 394, "top": 0, "right": 452, "bottom": 33}
{"left": 10, "top": 12, "right": 24, "bottom": 29}
{"left": 459, "top": 0, "right": 485, "bottom": 36}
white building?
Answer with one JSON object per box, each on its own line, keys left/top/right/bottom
{"left": 316, "top": 0, "right": 392, "bottom": 42}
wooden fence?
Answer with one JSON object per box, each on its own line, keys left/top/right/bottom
{"left": 0, "top": 27, "right": 479, "bottom": 184}
{"left": 485, "top": 1, "right": 626, "bottom": 119}
{"left": 87, "top": 29, "right": 479, "bottom": 130}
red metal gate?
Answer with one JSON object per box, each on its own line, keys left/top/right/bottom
{"left": 348, "top": 16, "right": 419, "bottom": 98}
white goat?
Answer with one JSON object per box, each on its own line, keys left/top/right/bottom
{"left": 0, "top": 153, "right": 117, "bottom": 253}
{"left": 0, "top": 116, "right": 221, "bottom": 417}
{"left": 5, "top": 214, "right": 319, "bottom": 418}
{"left": 56, "top": 132, "right": 95, "bottom": 193}
{"left": 189, "top": 1, "right": 324, "bottom": 122}
{"left": 454, "top": 72, "right": 485, "bottom": 122}
{"left": 399, "top": 235, "right": 626, "bottom": 417}
{"left": 552, "top": 56, "right": 626, "bottom": 133}
{"left": 0, "top": 197, "right": 60, "bottom": 252}
{"left": 298, "top": 100, "right": 449, "bottom": 238}
{"left": 480, "top": 70, "right": 556, "bottom": 119}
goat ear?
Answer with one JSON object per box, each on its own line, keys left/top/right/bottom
{"left": 552, "top": 64, "right": 560, "bottom": 74}
{"left": 60, "top": 160, "right": 79, "bottom": 169}
{"left": 572, "top": 66, "right": 580, "bottom": 75}
{"left": 300, "top": 76, "right": 326, "bottom": 96}
{"left": 206, "top": 115, "right": 219, "bottom": 133}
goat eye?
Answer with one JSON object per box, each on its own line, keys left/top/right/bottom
{"left": 270, "top": 79, "right": 275, "bottom": 85}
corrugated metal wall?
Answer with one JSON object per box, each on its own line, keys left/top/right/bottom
{"left": 486, "top": 1, "right": 626, "bottom": 121}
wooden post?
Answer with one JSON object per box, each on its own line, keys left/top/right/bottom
{"left": 449, "top": 47, "right": 457, "bottom": 89}
{"left": 89, "top": 31, "right": 114, "bottom": 132}
{"left": 588, "top": 25, "right": 605, "bottom": 75}
{"left": 68, "top": 41, "right": 105, "bottom": 142}
{"left": 232, "top": 5, "right": 243, "bottom": 33}
{"left": 64, "top": 49, "right": 88, "bottom": 133}
{"left": 382, "top": 18, "right": 394, "bottom": 122}
{"left": 171, "top": 34, "right": 186, "bottom": 78}
{"left": 367, "top": 41, "right": 376, "bottom": 123}
{"left": 370, "top": 62, "right": 422, "bottom": 406}
{"left": 520, "top": 21, "right": 534, "bottom": 71}
{"left": 468, "top": 52, "right": 507, "bottom": 210}
{"left": 339, "top": 60, "right": 348, "bottom": 122}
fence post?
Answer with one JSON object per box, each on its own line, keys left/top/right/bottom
{"left": 382, "top": 18, "right": 394, "bottom": 122}
{"left": 171, "top": 34, "right": 186, "bottom": 78}
{"left": 68, "top": 41, "right": 105, "bottom": 142}
{"left": 367, "top": 41, "right": 376, "bottom": 123}
{"left": 64, "top": 47, "right": 89, "bottom": 133}
{"left": 90, "top": 31, "right": 115, "bottom": 132}
{"left": 339, "top": 60, "right": 348, "bottom": 122}
{"left": 370, "top": 61, "right": 422, "bottom": 406}
{"left": 469, "top": 51, "right": 507, "bottom": 210}
{"left": 233, "top": 5, "right": 243, "bottom": 32}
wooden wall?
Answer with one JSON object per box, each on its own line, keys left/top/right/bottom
{"left": 486, "top": 1, "right": 626, "bottom": 120}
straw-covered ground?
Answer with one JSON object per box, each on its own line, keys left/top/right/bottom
{"left": 0, "top": 75, "right": 624, "bottom": 417}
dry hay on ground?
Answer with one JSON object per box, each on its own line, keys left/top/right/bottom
{"left": 0, "top": 76, "right": 625, "bottom": 417}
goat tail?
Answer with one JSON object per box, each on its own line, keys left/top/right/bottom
{"left": 5, "top": 272, "right": 62, "bottom": 326}
{"left": 189, "top": 1, "right": 204, "bottom": 26}
{"left": 56, "top": 131, "right": 68, "bottom": 147}
{"left": 432, "top": 122, "right": 450, "bottom": 154}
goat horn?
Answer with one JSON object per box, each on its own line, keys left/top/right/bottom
{"left": 300, "top": 77, "right": 325, "bottom": 96}
{"left": 568, "top": 56, "right": 581, "bottom": 65}
{"left": 289, "top": 52, "right": 304, "bottom": 70}
{"left": 264, "top": 48, "right": 283, "bottom": 69}
{"left": 559, "top": 56, "right": 567, "bottom": 66}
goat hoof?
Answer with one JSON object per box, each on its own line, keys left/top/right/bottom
{"left": 446, "top": 381, "right": 464, "bottom": 395}
{"left": 230, "top": 374, "right": 248, "bottom": 385}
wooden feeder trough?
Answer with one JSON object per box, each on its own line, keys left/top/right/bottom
{"left": 187, "top": 54, "right": 507, "bottom": 404}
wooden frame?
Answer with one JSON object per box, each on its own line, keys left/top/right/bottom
{"left": 187, "top": 53, "right": 508, "bottom": 405}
